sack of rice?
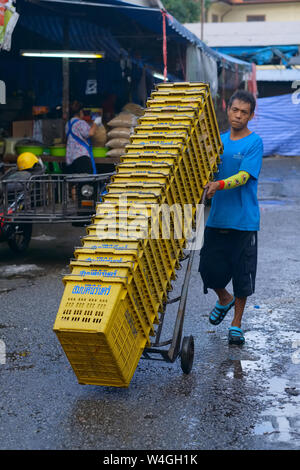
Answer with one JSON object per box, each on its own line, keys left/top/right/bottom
{"left": 122, "top": 102, "right": 144, "bottom": 117}
{"left": 107, "top": 112, "right": 138, "bottom": 129}
{"left": 91, "top": 125, "right": 107, "bottom": 147}
{"left": 107, "top": 127, "right": 133, "bottom": 140}
{"left": 107, "top": 148, "right": 126, "bottom": 158}
{"left": 106, "top": 137, "right": 130, "bottom": 149}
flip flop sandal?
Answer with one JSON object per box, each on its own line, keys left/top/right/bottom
{"left": 228, "top": 326, "right": 245, "bottom": 345}
{"left": 209, "top": 297, "right": 235, "bottom": 325}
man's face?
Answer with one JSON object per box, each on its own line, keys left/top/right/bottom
{"left": 227, "top": 99, "right": 254, "bottom": 131}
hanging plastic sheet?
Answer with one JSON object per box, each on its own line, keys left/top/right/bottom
{"left": 186, "top": 44, "right": 218, "bottom": 97}
{"left": 248, "top": 93, "right": 300, "bottom": 157}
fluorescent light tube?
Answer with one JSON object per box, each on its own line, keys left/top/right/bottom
{"left": 153, "top": 72, "right": 168, "bottom": 81}
{"left": 21, "top": 50, "right": 104, "bottom": 59}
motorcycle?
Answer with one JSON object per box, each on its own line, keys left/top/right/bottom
{"left": 0, "top": 162, "right": 33, "bottom": 253}
{"left": 0, "top": 161, "right": 112, "bottom": 254}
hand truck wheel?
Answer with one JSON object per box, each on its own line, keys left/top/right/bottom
{"left": 180, "top": 335, "right": 194, "bottom": 374}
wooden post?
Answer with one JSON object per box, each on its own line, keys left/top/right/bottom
{"left": 62, "top": 17, "right": 69, "bottom": 121}
{"left": 62, "top": 57, "right": 69, "bottom": 121}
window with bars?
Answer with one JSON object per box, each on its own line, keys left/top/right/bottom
{"left": 246, "top": 15, "right": 266, "bottom": 21}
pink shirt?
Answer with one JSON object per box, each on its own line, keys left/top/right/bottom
{"left": 65, "top": 118, "right": 91, "bottom": 165}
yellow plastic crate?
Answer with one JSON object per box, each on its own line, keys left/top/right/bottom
{"left": 128, "top": 129, "right": 209, "bottom": 174}
{"left": 103, "top": 183, "right": 184, "bottom": 260}
{"left": 95, "top": 199, "right": 186, "bottom": 259}
{"left": 129, "top": 130, "right": 188, "bottom": 147}
{"left": 154, "top": 82, "right": 221, "bottom": 144}
{"left": 127, "top": 132, "right": 209, "bottom": 200}
{"left": 132, "top": 122, "right": 214, "bottom": 178}
{"left": 133, "top": 124, "right": 213, "bottom": 188}
{"left": 79, "top": 235, "right": 165, "bottom": 311}
{"left": 95, "top": 200, "right": 190, "bottom": 255}
{"left": 142, "top": 105, "right": 222, "bottom": 158}
{"left": 155, "top": 81, "right": 208, "bottom": 87}
{"left": 138, "top": 113, "right": 196, "bottom": 128}
{"left": 72, "top": 252, "right": 159, "bottom": 320}
{"left": 53, "top": 275, "right": 147, "bottom": 387}
{"left": 111, "top": 170, "right": 184, "bottom": 207}
{"left": 134, "top": 122, "right": 193, "bottom": 135}
{"left": 146, "top": 94, "right": 222, "bottom": 157}
{"left": 119, "top": 155, "right": 192, "bottom": 205}
{"left": 126, "top": 135, "right": 203, "bottom": 197}
{"left": 53, "top": 81, "right": 223, "bottom": 388}
{"left": 150, "top": 90, "right": 207, "bottom": 103}
{"left": 144, "top": 105, "right": 198, "bottom": 117}
{"left": 155, "top": 81, "right": 209, "bottom": 92}
{"left": 105, "top": 179, "right": 179, "bottom": 217}
{"left": 85, "top": 221, "right": 175, "bottom": 293}
{"left": 136, "top": 114, "right": 220, "bottom": 172}
{"left": 70, "top": 256, "right": 157, "bottom": 333}
{"left": 146, "top": 96, "right": 206, "bottom": 110}
{"left": 122, "top": 147, "right": 199, "bottom": 205}
{"left": 78, "top": 213, "right": 173, "bottom": 311}
{"left": 116, "top": 163, "right": 187, "bottom": 207}
{"left": 88, "top": 213, "right": 180, "bottom": 282}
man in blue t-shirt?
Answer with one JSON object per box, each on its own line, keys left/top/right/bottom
{"left": 199, "top": 90, "right": 263, "bottom": 345}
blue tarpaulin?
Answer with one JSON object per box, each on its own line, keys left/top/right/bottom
{"left": 214, "top": 46, "right": 299, "bottom": 66}
{"left": 248, "top": 93, "right": 300, "bottom": 156}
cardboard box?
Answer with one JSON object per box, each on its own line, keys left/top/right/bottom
{"left": 12, "top": 120, "right": 33, "bottom": 138}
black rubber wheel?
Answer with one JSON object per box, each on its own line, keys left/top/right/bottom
{"left": 180, "top": 335, "right": 194, "bottom": 374}
{"left": 7, "top": 223, "right": 32, "bottom": 254}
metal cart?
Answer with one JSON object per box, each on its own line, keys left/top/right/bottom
{"left": 142, "top": 190, "right": 207, "bottom": 375}
{"left": 0, "top": 172, "right": 113, "bottom": 253}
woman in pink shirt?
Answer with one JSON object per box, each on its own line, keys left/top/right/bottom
{"left": 65, "top": 101, "right": 98, "bottom": 174}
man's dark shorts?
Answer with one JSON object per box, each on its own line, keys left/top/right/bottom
{"left": 199, "top": 227, "right": 257, "bottom": 298}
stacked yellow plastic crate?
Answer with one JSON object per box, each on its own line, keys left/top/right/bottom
{"left": 53, "top": 82, "right": 223, "bottom": 387}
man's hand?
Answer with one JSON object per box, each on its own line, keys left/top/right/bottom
{"left": 205, "top": 181, "right": 221, "bottom": 199}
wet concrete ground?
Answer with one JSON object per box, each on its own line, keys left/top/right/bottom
{"left": 0, "top": 156, "right": 299, "bottom": 450}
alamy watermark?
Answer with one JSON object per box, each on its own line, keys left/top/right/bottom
{"left": 94, "top": 197, "right": 206, "bottom": 251}
{"left": 291, "top": 80, "right": 300, "bottom": 105}
{"left": 0, "top": 80, "right": 6, "bottom": 104}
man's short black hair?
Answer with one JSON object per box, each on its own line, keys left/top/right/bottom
{"left": 228, "top": 90, "right": 256, "bottom": 115}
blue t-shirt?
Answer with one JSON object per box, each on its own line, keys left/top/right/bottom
{"left": 206, "top": 130, "right": 263, "bottom": 231}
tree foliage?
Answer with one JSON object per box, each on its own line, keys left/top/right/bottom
{"left": 163, "top": 0, "right": 209, "bottom": 23}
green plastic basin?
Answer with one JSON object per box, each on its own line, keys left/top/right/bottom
{"left": 50, "top": 146, "right": 66, "bottom": 157}
{"left": 93, "top": 147, "right": 108, "bottom": 158}
{"left": 15, "top": 145, "right": 44, "bottom": 156}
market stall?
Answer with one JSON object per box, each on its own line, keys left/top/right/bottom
{"left": 0, "top": 0, "right": 254, "bottom": 174}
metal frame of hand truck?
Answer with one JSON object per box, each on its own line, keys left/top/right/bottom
{"left": 141, "top": 190, "right": 207, "bottom": 374}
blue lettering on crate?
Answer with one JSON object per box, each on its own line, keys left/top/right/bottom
{"left": 72, "top": 284, "right": 112, "bottom": 295}
{"left": 83, "top": 256, "right": 123, "bottom": 263}
{"left": 79, "top": 269, "right": 118, "bottom": 277}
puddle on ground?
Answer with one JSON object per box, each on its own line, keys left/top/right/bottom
{"left": 222, "top": 301, "right": 300, "bottom": 447}
{"left": 31, "top": 235, "right": 56, "bottom": 241}
{"left": 0, "top": 264, "right": 44, "bottom": 279}
{"left": 254, "top": 403, "right": 300, "bottom": 445}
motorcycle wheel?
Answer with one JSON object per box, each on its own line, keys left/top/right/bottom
{"left": 7, "top": 223, "right": 32, "bottom": 254}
